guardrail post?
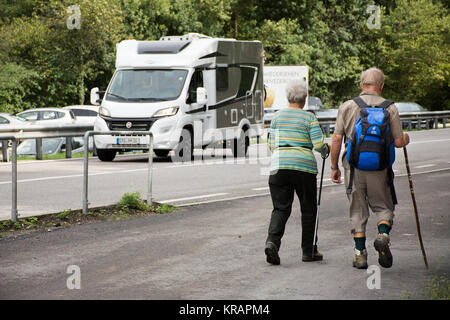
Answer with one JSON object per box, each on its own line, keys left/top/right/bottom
{"left": 147, "top": 134, "right": 153, "bottom": 205}
{"left": 11, "top": 138, "right": 18, "bottom": 221}
{"left": 65, "top": 137, "right": 72, "bottom": 159}
{"left": 36, "top": 138, "right": 43, "bottom": 160}
{"left": 82, "top": 131, "right": 90, "bottom": 214}
{"left": 444, "top": 118, "right": 447, "bottom": 128}
{"left": 1, "top": 140, "right": 7, "bottom": 162}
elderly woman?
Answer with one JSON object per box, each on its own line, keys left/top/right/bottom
{"left": 265, "top": 80, "right": 329, "bottom": 265}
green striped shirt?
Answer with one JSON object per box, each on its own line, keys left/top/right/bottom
{"left": 269, "top": 107, "right": 327, "bottom": 174}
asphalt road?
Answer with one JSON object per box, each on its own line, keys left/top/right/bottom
{"left": 1, "top": 128, "right": 450, "bottom": 221}
{"left": 0, "top": 129, "right": 449, "bottom": 300}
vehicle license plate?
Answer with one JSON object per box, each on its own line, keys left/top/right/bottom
{"left": 116, "top": 137, "right": 141, "bottom": 145}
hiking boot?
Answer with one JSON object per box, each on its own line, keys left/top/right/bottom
{"left": 265, "top": 242, "right": 280, "bottom": 265}
{"left": 353, "top": 249, "right": 368, "bottom": 269}
{"left": 302, "top": 246, "right": 323, "bottom": 262}
{"left": 374, "top": 233, "right": 393, "bottom": 268}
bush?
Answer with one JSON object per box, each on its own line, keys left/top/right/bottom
{"left": 118, "top": 191, "right": 149, "bottom": 212}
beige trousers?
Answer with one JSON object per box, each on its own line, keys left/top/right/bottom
{"left": 344, "top": 167, "right": 395, "bottom": 234}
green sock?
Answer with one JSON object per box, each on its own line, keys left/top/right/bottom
{"left": 354, "top": 237, "right": 366, "bottom": 251}
{"left": 378, "top": 223, "right": 391, "bottom": 235}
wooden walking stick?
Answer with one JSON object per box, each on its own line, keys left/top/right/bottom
{"left": 403, "top": 147, "right": 429, "bottom": 269}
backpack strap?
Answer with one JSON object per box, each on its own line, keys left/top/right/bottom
{"left": 346, "top": 166, "right": 355, "bottom": 195}
{"left": 353, "top": 97, "right": 368, "bottom": 109}
{"left": 387, "top": 167, "right": 398, "bottom": 205}
{"left": 378, "top": 100, "right": 394, "bottom": 109}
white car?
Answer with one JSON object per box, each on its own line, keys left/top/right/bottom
{"left": 0, "top": 113, "right": 29, "bottom": 127}
{"left": 62, "top": 105, "right": 99, "bottom": 126}
{"left": 17, "top": 108, "right": 77, "bottom": 126}
{"left": 0, "top": 113, "right": 35, "bottom": 152}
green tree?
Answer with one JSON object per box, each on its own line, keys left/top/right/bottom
{"left": 0, "top": 0, "right": 125, "bottom": 113}
{"left": 374, "top": 0, "right": 449, "bottom": 110}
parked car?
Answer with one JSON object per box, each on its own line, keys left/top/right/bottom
{"left": 315, "top": 108, "right": 339, "bottom": 133}
{"left": 306, "top": 96, "right": 323, "bottom": 112}
{"left": 62, "top": 105, "right": 99, "bottom": 126}
{"left": 17, "top": 108, "right": 77, "bottom": 125}
{"left": 395, "top": 102, "right": 427, "bottom": 113}
{"left": 17, "top": 137, "right": 83, "bottom": 156}
{"left": 0, "top": 113, "right": 34, "bottom": 151}
{"left": 315, "top": 108, "right": 338, "bottom": 118}
{"left": 263, "top": 108, "right": 280, "bottom": 128}
{"left": 0, "top": 113, "right": 28, "bottom": 127}
{"left": 394, "top": 102, "right": 431, "bottom": 129}
{"left": 72, "top": 136, "right": 95, "bottom": 154}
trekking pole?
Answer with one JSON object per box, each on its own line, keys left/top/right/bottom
{"left": 403, "top": 147, "right": 429, "bottom": 269}
{"left": 312, "top": 148, "right": 328, "bottom": 257}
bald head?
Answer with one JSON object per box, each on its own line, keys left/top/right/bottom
{"left": 360, "top": 67, "right": 385, "bottom": 93}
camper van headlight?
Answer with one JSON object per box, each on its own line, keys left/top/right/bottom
{"left": 153, "top": 106, "right": 179, "bottom": 118}
{"left": 99, "top": 106, "right": 111, "bottom": 117}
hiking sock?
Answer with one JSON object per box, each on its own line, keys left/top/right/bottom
{"left": 378, "top": 223, "right": 391, "bottom": 235}
{"left": 354, "top": 237, "right": 366, "bottom": 251}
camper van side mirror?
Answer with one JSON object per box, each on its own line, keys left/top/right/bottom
{"left": 90, "top": 87, "right": 102, "bottom": 105}
{"left": 196, "top": 87, "right": 207, "bottom": 105}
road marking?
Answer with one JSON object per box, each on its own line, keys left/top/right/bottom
{"left": 410, "top": 138, "right": 450, "bottom": 145}
{"left": 165, "top": 156, "right": 271, "bottom": 169}
{"left": 396, "top": 167, "right": 450, "bottom": 177}
{"left": 176, "top": 193, "right": 270, "bottom": 207}
{"left": 252, "top": 187, "right": 269, "bottom": 191}
{"left": 159, "top": 193, "right": 229, "bottom": 203}
{"left": 0, "top": 168, "right": 148, "bottom": 185}
{"left": 0, "top": 156, "right": 272, "bottom": 184}
{"left": 414, "top": 164, "right": 436, "bottom": 169}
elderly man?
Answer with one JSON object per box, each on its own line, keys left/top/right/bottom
{"left": 265, "top": 80, "right": 329, "bottom": 265}
{"left": 330, "top": 67, "right": 410, "bottom": 269}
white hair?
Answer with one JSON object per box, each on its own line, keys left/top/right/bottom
{"left": 286, "top": 80, "right": 308, "bottom": 105}
{"left": 360, "top": 67, "right": 385, "bottom": 87}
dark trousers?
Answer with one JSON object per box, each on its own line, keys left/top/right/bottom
{"left": 266, "top": 169, "right": 318, "bottom": 252}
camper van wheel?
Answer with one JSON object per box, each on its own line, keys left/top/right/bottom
{"left": 154, "top": 149, "right": 170, "bottom": 157}
{"left": 174, "top": 128, "right": 193, "bottom": 162}
{"left": 232, "top": 129, "right": 249, "bottom": 158}
{"left": 97, "top": 149, "right": 117, "bottom": 162}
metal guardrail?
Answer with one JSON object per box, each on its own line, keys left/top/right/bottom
{"left": 0, "top": 127, "right": 153, "bottom": 221}
{"left": 1, "top": 136, "right": 19, "bottom": 220}
{"left": 316, "top": 111, "right": 450, "bottom": 137}
{"left": 0, "top": 123, "right": 94, "bottom": 162}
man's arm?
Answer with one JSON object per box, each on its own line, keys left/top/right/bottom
{"left": 389, "top": 104, "right": 410, "bottom": 148}
{"left": 330, "top": 134, "right": 343, "bottom": 184}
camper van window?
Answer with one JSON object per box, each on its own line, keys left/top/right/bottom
{"left": 187, "top": 70, "right": 204, "bottom": 103}
{"left": 106, "top": 69, "right": 188, "bottom": 102}
{"left": 216, "top": 67, "right": 229, "bottom": 91}
{"left": 237, "top": 67, "right": 256, "bottom": 98}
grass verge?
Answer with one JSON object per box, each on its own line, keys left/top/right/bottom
{"left": 0, "top": 192, "right": 177, "bottom": 239}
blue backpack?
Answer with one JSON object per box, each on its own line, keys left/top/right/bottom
{"left": 346, "top": 97, "right": 397, "bottom": 204}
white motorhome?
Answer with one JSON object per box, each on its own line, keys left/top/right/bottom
{"left": 91, "top": 33, "right": 264, "bottom": 161}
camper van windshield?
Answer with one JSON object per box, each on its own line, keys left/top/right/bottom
{"left": 106, "top": 69, "right": 188, "bottom": 102}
